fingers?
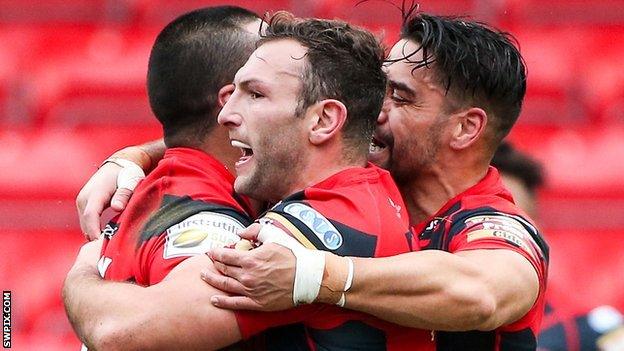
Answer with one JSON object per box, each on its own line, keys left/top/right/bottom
{"left": 80, "top": 200, "right": 105, "bottom": 241}
{"left": 212, "top": 259, "right": 245, "bottom": 281}
{"left": 210, "top": 295, "right": 264, "bottom": 311}
{"left": 208, "top": 247, "right": 250, "bottom": 268}
{"left": 76, "top": 162, "right": 123, "bottom": 241}
{"left": 201, "top": 269, "right": 247, "bottom": 296}
{"left": 111, "top": 188, "right": 133, "bottom": 211}
{"left": 238, "top": 223, "right": 262, "bottom": 241}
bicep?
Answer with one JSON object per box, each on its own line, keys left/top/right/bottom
{"left": 145, "top": 255, "right": 242, "bottom": 349}
{"left": 455, "top": 248, "right": 540, "bottom": 322}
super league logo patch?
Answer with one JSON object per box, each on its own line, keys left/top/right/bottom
{"left": 283, "top": 203, "right": 343, "bottom": 250}
{"left": 163, "top": 211, "right": 245, "bottom": 259}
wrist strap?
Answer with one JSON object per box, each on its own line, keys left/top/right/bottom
{"left": 336, "top": 257, "right": 354, "bottom": 307}
{"left": 257, "top": 223, "right": 325, "bottom": 305}
{"left": 101, "top": 158, "right": 145, "bottom": 191}
{"left": 104, "top": 146, "right": 153, "bottom": 172}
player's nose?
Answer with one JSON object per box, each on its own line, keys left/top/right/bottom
{"left": 377, "top": 97, "right": 390, "bottom": 125}
{"left": 217, "top": 99, "right": 242, "bottom": 128}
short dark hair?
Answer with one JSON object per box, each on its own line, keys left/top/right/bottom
{"left": 491, "top": 141, "right": 544, "bottom": 193}
{"left": 400, "top": 12, "right": 527, "bottom": 149}
{"left": 259, "top": 12, "right": 387, "bottom": 155}
{"left": 147, "top": 6, "right": 259, "bottom": 147}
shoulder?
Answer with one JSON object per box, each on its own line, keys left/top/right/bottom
{"left": 160, "top": 210, "right": 248, "bottom": 259}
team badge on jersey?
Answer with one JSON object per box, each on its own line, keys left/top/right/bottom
{"left": 163, "top": 211, "right": 244, "bottom": 259}
{"left": 283, "top": 203, "right": 343, "bottom": 250}
{"left": 101, "top": 222, "right": 119, "bottom": 239}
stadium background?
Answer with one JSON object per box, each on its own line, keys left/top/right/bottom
{"left": 0, "top": 0, "right": 622, "bottom": 349}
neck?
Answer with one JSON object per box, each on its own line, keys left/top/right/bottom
{"left": 199, "top": 127, "right": 239, "bottom": 178}
{"left": 283, "top": 146, "right": 367, "bottom": 199}
{"left": 399, "top": 159, "right": 489, "bottom": 226}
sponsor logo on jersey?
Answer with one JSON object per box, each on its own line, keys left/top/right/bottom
{"left": 97, "top": 256, "right": 113, "bottom": 278}
{"left": 163, "top": 212, "right": 244, "bottom": 259}
{"left": 102, "top": 222, "right": 119, "bottom": 239}
{"left": 283, "top": 203, "right": 343, "bottom": 250}
{"left": 465, "top": 214, "right": 534, "bottom": 255}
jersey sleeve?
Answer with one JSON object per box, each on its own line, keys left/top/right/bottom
{"left": 448, "top": 213, "right": 547, "bottom": 283}
{"left": 136, "top": 210, "right": 250, "bottom": 285}
{"left": 235, "top": 200, "right": 385, "bottom": 338}
{"left": 260, "top": 200, "right": 381, "bottom": 258}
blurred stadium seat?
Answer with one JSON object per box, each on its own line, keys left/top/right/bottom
{"left": 502, "top": 0, "right": 624, "bottom": 26}
{"left": 0, "top": 0, "right": 131, "bottom": 24}
{"left": 132, "top": 0, "right": 297, "bottom": 26}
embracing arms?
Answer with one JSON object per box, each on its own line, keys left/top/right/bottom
{"left": 203, "top": 226, "right": 540, "bottom": 331}
{"left": 63, "top": 240, "right": 241, "bottom": 350}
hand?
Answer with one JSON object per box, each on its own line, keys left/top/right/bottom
{"left": 202, "top": 241, "right": 297, "bottom": 312}
{"left": 76, "top": 163, "right": 137, "bottom": 241}
{"left": 71, "top": 238, "right": 104, "bottom": 274}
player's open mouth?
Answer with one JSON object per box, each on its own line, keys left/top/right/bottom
{"left": 369, "top": 136, "right": 387, "bottom": 154}
{"left": 231, "top": 140, "right": 253, "bottom": 166}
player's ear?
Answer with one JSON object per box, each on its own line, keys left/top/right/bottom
{"left": 308, "top": 99, "right": 347, "bottom": 145}
{"left": 449, "top": 107, "right": 487, "bottom": 150}
{"left": 217, "top": 84, "right": 235, "bottom": 108}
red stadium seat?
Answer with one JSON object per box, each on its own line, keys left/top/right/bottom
{"left": 1, "top": 229, "right": 85, "bottom": 350}
{"left": 314, "top": 0, "right": 483, "bottom": 27}
{"left": 501, "top": 0, "right": 624, "bottom": 26}
{"left": 0, "top": 0, "right": 131, "bottom": 24}
{"left": 132, "top": 0, "right": 296, "bottom": 26}
{"left": 513, "top": 27, "right": 591, "bottom": 125}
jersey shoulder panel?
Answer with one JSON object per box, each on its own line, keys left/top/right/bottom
{"left": 266, "top": 199, "right": 379, "bottom": 257}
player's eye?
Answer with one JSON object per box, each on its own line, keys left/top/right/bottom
{"left": 390, "top": 90, "right": 408, "bottom": 104}
{"left": 250, "top": 91, "right": 264, "bottom": 99}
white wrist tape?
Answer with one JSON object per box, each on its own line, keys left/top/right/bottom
{"left": 336, "top": 257, "right": 354, "bottom": 307}
{"left": 257, "top": 223, "right": 325, "bottom": 305}
{"left": 104, "top": 158, "right": 145, "bottom": 191}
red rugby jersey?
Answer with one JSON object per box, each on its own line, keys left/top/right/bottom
{"left": 98, "top": 147, "right": 253, "bottom": 285}
{"left": 413, "top": 166, "right": 549, "bottom": 351}
{"left": 235, "top": 164, "right": 434, "bottom": 351}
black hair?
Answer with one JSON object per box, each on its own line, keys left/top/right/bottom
{"left": 491, "top": 141, "right": 544, "bottom": 193}
{"left": 399, "top": 9, "right": 527, "bottom": 149}
{"left": 147, "top": 6, "right": 260, "bottom": 147}
{"left": 259, "top": 11, "right": 387, "bottom": 155}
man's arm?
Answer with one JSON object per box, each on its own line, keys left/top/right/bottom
{"left": 204, "top": 226, "right": 540, "bottom": 331}
{"left": 63, "top": 241, "right": 241, "bottom": 350}
{"left": 76, "top": 139, "right": 166, "bottom": 240}
{"left": 326, "top": 249, "right": 539, "bottom": 331}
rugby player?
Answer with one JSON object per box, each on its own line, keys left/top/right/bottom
{"left": 63, "top": 6, "right": 264, "bottom": 349}
{"left": 65, "top": 11, "right": 433, "bottom": 350}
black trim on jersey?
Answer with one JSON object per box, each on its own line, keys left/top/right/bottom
{"left": 436, "top": 330, "right": 495, "bottom": 350}
{"left": 420, "top": 205, "right": 549, "bottom": 263}
{"left": 448, "top": 207, "right": 548, "bottom": 262}
{"left": 308, "top": 321, "right": 387, "bottom": 351}
{"left": 500, "top": 328, "right": 538, "bottom": 351}
{"left": 270, "top": 200, "right": 378, "bottom": 257}
{"left": 138, "top": 194, "right": 252, "bottom": 245}
{"left": 419, "top": 203, "right": 461, "bottom": 250}
{"left": 436, "top": 328, "right": 537, "bottom": 351}
{"left": 538, "top": 323, "right": 568, "bottom": 351}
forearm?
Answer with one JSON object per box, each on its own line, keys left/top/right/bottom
{"left": 137, "top": 139, "right": 166, "bottom": 170}
{"left": 108, "top": 139, "right": 166, "bottom": 173}
{"left": 63, "top": 266, "right": 161, "bottom": 350}
{"left": 318, "top": 250, "right": 498, "bottom": 331}
{"left": 63, "top": 256, "right": 241, "bottom": 350}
